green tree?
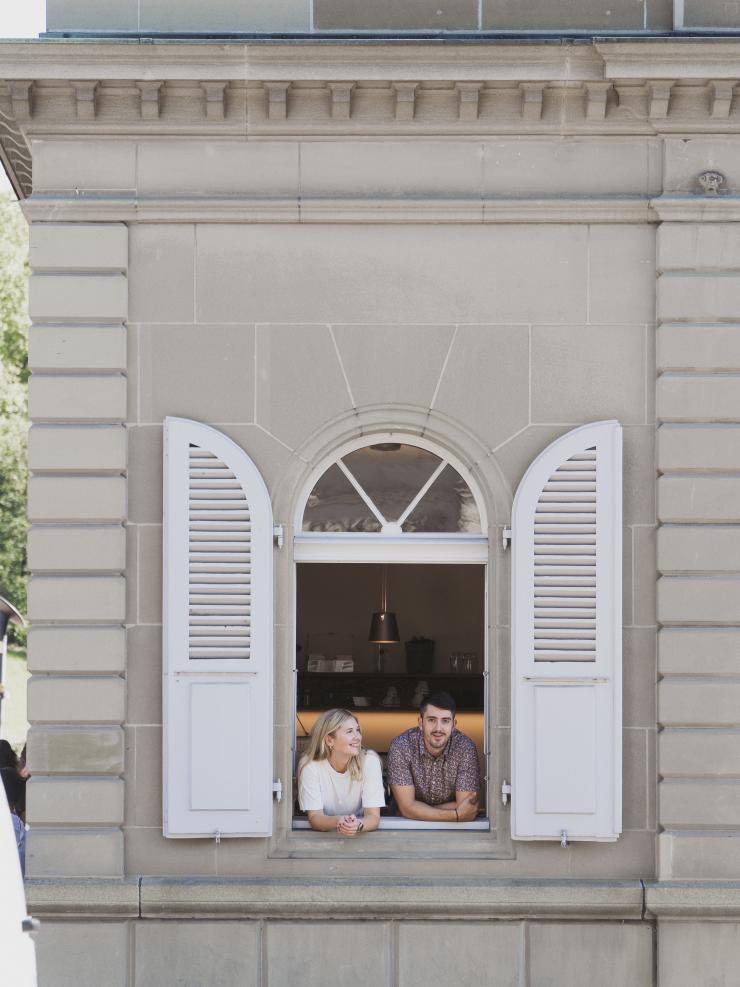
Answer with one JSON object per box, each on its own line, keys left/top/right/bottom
{"left": 0, "top": 193, "right": 29, "bottom": 630}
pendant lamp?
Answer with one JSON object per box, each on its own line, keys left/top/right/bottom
{"left": 368, "top": 566, "right": 399, "bottom": 672}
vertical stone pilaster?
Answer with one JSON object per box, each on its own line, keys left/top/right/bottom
{"left": 26, "top": 222, "right": 128, "bottom": 878}
{"left": 656, "top": 213, "right": 740, "bottom": 879}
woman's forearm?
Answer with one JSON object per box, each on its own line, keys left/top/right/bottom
{"left": 360, "top": 809, "right": 381, "bottom": 832}
{"left": 306, "top": 810, "right": 341, "bottom": 832}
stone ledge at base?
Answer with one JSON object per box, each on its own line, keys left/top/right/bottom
{"left": 647, "top": 882, "right": 740, "bottom": 919}
{"left": 133, "top": 877, "right": 641, "bottom": 920}
{"left": 25, "top": 878, "right": 140, "bottom": 918}
{"left": 25, "top": 877, "right": 645, "bottom": 921}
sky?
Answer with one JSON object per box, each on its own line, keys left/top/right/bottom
{"left": 0, "top": 2, "right": 46, "bottom": 40}
{"left": 0, "top": 1, "right": 47, "bottom": 192}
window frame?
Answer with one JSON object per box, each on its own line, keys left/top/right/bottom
{"left": 269, "top": 433, "right": 512, "bottom": 859}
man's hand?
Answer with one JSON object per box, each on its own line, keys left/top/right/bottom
{"left": 456, "top": 793, "right": 479, "bottom": 822}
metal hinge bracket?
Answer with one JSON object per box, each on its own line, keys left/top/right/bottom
{"left": 273, "top": 524, "right": 284, "bottom": 549}
{"left": 501, "top": 781, "right": 512, "bottom": 806}
{"left": 273, "top": 779, "right": 283, "bottom": 802}
{"left": 502, "top": 526, "right": 512, "bottom": 550}
{"left": 560, "top": 830, "right": 568, "bottom": 848}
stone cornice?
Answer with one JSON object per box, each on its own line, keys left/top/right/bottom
{"left": 21, "top": 193, "right": 657, "bottom": 225}
{"left": 0, "top": 38, "right": 739, "bottom": 84}
{"left": 0, "top": 40, "right": 607, "bottom": 83}
{"left": 2, "top": 39, "right": 740, "bottom": 198}
{"left": 4, "top": 79, "right": 740, "bottom": 141}
{"left": 595, "top": 40, "right": 740, "bottom": 79}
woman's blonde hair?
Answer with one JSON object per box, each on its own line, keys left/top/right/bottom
{"left": 297, "top": 708, "right": 364, "bottom": 784}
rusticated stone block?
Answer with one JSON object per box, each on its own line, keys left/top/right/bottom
{"left": 28, "top": 476, "right": 126, "bottom": 522}
{"left": 28, "top": 575, "right": 126, "bottom": 623}
{"left": 28, "top": 777, "right": 124, "bottom": 826}
{"left": 658, "top": 374, "right": 740, "bottom": 423}
{"left": 660, "top": 678, "right": 740, "bottom": 727}
{"left": 28, "top": 625, "right": 125, "bottom": 674}
{"left": 28, "top": 676, "right": 125, "bottom": 725}
{"left": 30, "top": 223, "right": 127, "bottom": 273}
{"left": 658, "top": 424, "right": 740, "bottom": 473}
{"left": 28, "top": 725, "right": 124, "bottom": 775}
{"left": 659, "top": 476, "right": 740, "bottom": 522}
{"left": 27, "top": 827, "right": 124, "bottom": 878}
{"left": 29, "top": 374, "right": 127, "bottom": 422}
{"left": 28, "top": 525, "right": 125, "bottom": 572}
{"left": 658, "top": 575, "right": 740, "bottom": 624}
{"left": 29, "top": 273, "right": 127, "bottom": 323}
{"left": 29, "top": 326, "right": 127, "bottom": 372}
{"left": 29, "top": 424, "right": 126, "bottom": 473}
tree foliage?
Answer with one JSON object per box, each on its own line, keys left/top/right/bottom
{"left": 0, "top": 193, "right": 29, "bottom": 630}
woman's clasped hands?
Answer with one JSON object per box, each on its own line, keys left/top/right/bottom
{"left": 336, "top": 813, "right": 363, "bottom": 836}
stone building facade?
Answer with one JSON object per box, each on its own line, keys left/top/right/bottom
{"left": 2, "top": 3, "right": 740, "bottom": 984}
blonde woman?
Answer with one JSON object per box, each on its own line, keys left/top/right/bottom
{"left": 298, "top": 709, "right": 385, "bottom": 835}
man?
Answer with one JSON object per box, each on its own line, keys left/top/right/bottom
{"left": 387, "top": 691, "right": 480, "bottom": 822}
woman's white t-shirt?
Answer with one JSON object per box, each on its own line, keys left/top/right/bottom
{"left": 298, "top": 750, "right": 385, "bottom": 817}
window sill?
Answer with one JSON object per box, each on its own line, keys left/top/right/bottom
{"left": 292, "top": 817, "right": 489, "bottom": 831}
{"left": 271, "top": 816, "right": 509, "bottom": 858}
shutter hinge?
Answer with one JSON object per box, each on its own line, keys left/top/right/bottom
{"left": 273, "top": 524, "right": 284, "bottom": 549}
{"left": 560, "top": 830, "right": 568, "bottom": 848}
{"left": 501, "top": 781, "right": 512, "bottom": 806}
{"left": 272, "top": 779, "right": 283, "bottom": 802}
{"left": 214, "top": 830, "right": 222, "bottom": 845}
{"left": 502, "top": 526, "right": 512, "bottom": 550}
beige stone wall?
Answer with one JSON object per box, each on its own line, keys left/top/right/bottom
{"left": 21, "top": 130, "right": 658, "bottom": 882}
{"left": 15, "top": 94, "right": 660, "bottom": 878}
{"left": 34, "top": 916, "right": 655, "bottom": 987}
{"left": 117, "top": 211, "right": 656, "bottom": 879}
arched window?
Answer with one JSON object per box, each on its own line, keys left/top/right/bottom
{"left": 294, "top": 436, "right": 488, "bottom": 563}
{"left": 293, "top": 434, "right": 490, "bottom": 832}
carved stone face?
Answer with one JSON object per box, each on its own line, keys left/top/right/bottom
{"left": 697, "top": 170, "right": 726, "bottom": 195}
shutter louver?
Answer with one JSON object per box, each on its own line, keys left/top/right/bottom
{"left": 534, "top": 448, "right": 597, "bottom": 662}
{"left": 511, "top": 421, "right": 622, "bottom": 842}
{"left": 163, "top": 418, "right": 274, "bottom": 838}
{"left": 188, "top": 447, "right": 252, "bottom": 660}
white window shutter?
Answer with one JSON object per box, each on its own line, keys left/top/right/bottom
{"left": 163, "top": 417, "right": 274, "bottom": 838}
{"left": 510, "top": 420, "right": 622, "bottom": 842}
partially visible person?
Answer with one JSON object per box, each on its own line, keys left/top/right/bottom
{"left": 17, "top": 743, "right": 28, "bottom": 780}
{"left": 1, "top": 766, "right": 26, "bottom": 875}
{"left": 298, "top": 709, "right": 384, "bottom": 835}
{"left": 0, "top": 739, "right": 18, "bottom": 771}
{"left": 0, "top": 739, "right": 26, "bottom": 818}
{"left": 387, "top": 691, "right": 480, "bottom": 822}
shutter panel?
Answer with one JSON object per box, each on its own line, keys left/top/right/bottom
{"left": 511, "top": 421, "right": 622, "bottom": 842}
{"left": 163, "top": 417, "right": 274, "bottom": 837}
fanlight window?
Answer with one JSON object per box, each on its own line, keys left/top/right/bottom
{"left": 302, "top": 443, "right": 482, "bottom": 534}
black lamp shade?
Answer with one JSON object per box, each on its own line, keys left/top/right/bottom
{"left": 368, "top": 611, "right": 400, "bottom": 644}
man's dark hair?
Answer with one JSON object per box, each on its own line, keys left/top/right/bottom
{"left": 420, "top": 691, "right": 456, "bottom": 718}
